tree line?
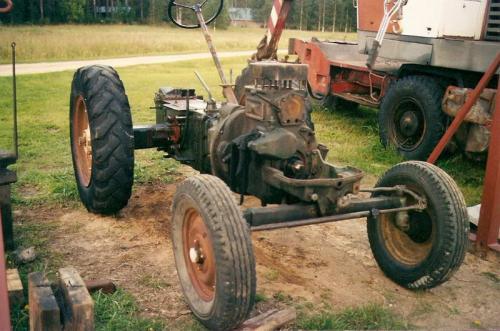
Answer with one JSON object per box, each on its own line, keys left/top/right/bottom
{"left": 0, "top": 0, "right": 357, "bottom": 32}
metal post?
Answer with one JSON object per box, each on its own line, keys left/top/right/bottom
{"left": 195, "top": 8, "right": 238, "bottom": 104}
{"left": 427, "top": 53, "right": 500, "bottom": 164}
{"left": 476, "top": 77, "right": 500, "bottom": 254}
{"left": 0, "top": 213, "right": 12, "bottom": 331}
{"left": 12, "top": 42, "right": 18, "bottom": 159}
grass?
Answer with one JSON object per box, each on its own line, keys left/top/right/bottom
{"left": 93, "top": 290, "right": 165, "bottom": 331}
{"left": 296, "top": 303, "right": 410, "bottom": 330}
{"left": 0, "top": 25, "right": 356, "bottom": 64}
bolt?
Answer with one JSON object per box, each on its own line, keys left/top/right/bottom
{"left": 310, "top": 193, "right": 319, "bottom": 201}
{"left": 189, "top": 247, "right": 201, "bottom": 264}
{"left": 395, "top": 212, "right": 410, "bottom": 231}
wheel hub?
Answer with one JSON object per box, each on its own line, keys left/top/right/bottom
{"left": 399, "top": 111, "right": 419, "bottom": 137}
{"left": 183, "top": 209, "right": 215, "bottom": 301}
{"left": 73, "top": 96, "right": 93, "bottom": 187}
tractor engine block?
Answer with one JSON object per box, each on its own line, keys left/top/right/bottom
{"left": 145, "top": 62, "right": 362, "bottom": 214}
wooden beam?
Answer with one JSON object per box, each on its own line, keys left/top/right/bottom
{"left": 7, "top": 268, "right": 23, "bottom": 307}
{"left": 28, "top": 272, "right": 61, "bottom": 331}
{"left": 237, "top": 308, "right": 297, "bottom": 331}
{"left": 59, "top": 267, "right": 94, "bottom": 331}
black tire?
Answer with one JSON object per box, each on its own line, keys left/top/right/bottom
{"left": 172, "top": 175, "right": 256, "bottom": 331}
{"left": 235, "top": 66, "right": 315, "bottom": 130}
{"left": 367, "top": 161, "right": 468, "bottom": 289}
{"left": 310, "top": 93, "right": 359, "bottom": 112}
{"left": 379, "top": 76, "right": 446, "bottom": 160}
{"left": 70, "top": 65, "right": 134, "bottom": 215}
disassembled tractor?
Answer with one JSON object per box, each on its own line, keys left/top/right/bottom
{"left": 69, "top": 1, "right": 469, "bottom": 330}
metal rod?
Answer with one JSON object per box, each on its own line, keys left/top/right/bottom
{"left": 251, "top": 211, "right": 371, "bottom": 231}
{"left": 427, "top": 53, "right": 500, "bottom": 164}
{"left": 195, "top": 8, "right": 238, "bottom": 104}
{"left": 12, "top": 42, "right": 18, "bottom": 159}
{"left": 194, "top": 70, "right": 214, "bottom": 102}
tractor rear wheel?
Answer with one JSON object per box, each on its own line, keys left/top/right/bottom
{"left": 172, "top": 175, "right": 256, "bottom": 331}
{"left": 367, "top": 161, "right": 468, "bottom": 289}
{"left": 70, "top": 65, "right": 134, "bottom": 215}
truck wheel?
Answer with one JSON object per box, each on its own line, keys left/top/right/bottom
{"left": 367, "top": 161, "right": 468, "bottom": 289}
{"left": 172, "top": 175, "right": 256, "bottom": 331}
{"left": 379, "top": 76, "right": 445, "bottom": 160}
{"left": 70, "top": 65, "right": 134, "bottom": 215}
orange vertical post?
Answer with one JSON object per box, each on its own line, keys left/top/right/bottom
{"left": 476, "top": 78, "right": 500, "bottom": 253}
{"left": 0, "top": 212, "right": 12, "bottom": 331}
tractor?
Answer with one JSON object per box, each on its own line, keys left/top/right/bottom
{"left": 69, "top": 1, "right": 469, "bottom": 330}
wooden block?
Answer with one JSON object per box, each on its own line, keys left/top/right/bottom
{"left": 237, "top": 308, "right": 296, "bottom": 331}
{"left": 28, "top": 272, "right": 61, "bottom": 331}
{"left": 7, "top": 268, "right": 24, "bottom": 307}
{"left": 58, "top": 267, "right": 94, "bottom": 331}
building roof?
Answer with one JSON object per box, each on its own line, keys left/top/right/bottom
{"left": 228, "top": 7, "right": 254, "bottom": 21}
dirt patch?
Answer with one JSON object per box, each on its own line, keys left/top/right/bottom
{"left": 16, "top": 176, "right": 500, "bottom": 329}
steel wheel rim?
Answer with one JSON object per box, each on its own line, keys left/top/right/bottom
{"left": 379, "top": 187, "right": 434, "bottom": 266}
{"left": 390, "top": 98, "right": 426, "bottom": 152}
{"left": 182, "top": 208, "right": 216, "bottom": 302}
{"left": 73, "top": 95, "right": 92, "bottom": 187}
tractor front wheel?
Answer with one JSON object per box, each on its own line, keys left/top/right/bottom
{"left": 70, "top": 65, "right": 134, "bottom": 215}
{"left": 172, "top": 175, "right": 256, "bottom": 331}
{"left": 367, "top": 161, "right": 468, "bottom": 289}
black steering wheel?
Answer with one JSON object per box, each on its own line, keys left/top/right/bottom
{"left": 168, "top": 0, "right": 224, "bottom": 29}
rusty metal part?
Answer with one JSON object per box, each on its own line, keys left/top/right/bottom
{"left": 428, "top": 53, "right": 500, "bottom": 163}
{"left": 73, "top": 96, "right": 92, "bottom": 187}
{"left": 0, "top": 0, "right": 13, "bottom": 13}
{"left": 85, "top": 279, "right": 117, "bottom": 294}
{"left": 182, "top": 208, "right": 215, "bottom": 302}
{"left": 465, "top": 124, "right": 491, "bottom": 153}
{"left": 245, "top": 191, "right": 421, "bottom": 229}
{"left": 251, "top": 210, "right": 372, "bottom": 231}
{"left": 253, "top": 0, "right": 292, "bottom": 61}
{"left": 244, "top": 204, "right": 319, "bottom": 227}
{"left": 442, "top": 86, "right": 496, "bottom": 126}
{"left": 278, "top": 94, "right": 306, "bottom": 126}
{"left": 475, "top": 76, "right": 500, "bottom": 255}
{"left": 195, "top": 9, "right": 238, "bottom": 104}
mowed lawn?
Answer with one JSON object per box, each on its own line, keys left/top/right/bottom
{"left": 0, "top": 56, "right": 485, "bottom": 207}
{"left": 0, "top": 25, "right": 356, "bottom": 64}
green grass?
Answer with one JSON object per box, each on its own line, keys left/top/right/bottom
{"left": 93, "top": 290, "right": 165, "bottom": 331}
{"left": 0, "top": 25, "right": 356, "bottom": 64}
{"left": 296, "top": 304, "right": 410, "bottom": 330}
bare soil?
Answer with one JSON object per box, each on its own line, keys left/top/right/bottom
{"left": 18, "top": 171, "right": 500, "bottom": 330}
